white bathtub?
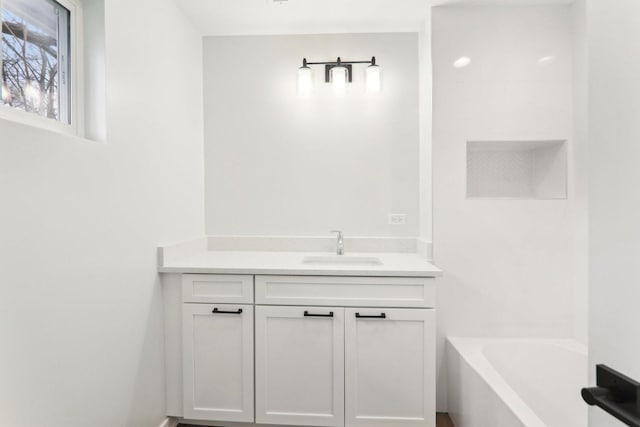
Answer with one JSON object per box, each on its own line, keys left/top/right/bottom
{"left": 446, "top": 338, "right": 588, "bottom": 427}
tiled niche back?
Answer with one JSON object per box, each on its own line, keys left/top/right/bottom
{"left": 467, "top": 140, "right": 568, "bottom": 199}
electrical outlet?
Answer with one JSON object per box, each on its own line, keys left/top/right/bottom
{"left": 388, "top": 214, "right": 407, "bottom": 225}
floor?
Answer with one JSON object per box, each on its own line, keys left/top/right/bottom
{"left": 437, "top": 413, "right": 455, "bottom": 427}
{"left": 180, "top": 414, "right": 455, "bottom": 427}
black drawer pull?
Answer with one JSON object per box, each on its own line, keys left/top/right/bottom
{"left": 355, "top": 312, "right": 386, "bottom": 319}
{"left": 304, "top": 310, "right": 334, "bottom": 317}
{"left": 212, "top": 308, "right": 243, "bottom": 314}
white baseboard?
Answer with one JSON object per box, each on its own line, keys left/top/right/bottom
{"left": 158, "top": 417, "right": 179, "bottom": 427}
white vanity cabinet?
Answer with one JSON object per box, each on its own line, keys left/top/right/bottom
{"left": 255, "top": 305, "right": 345, "bottom": 426}
{"left": 254, "top": 275, "right": 436, "bottom": 427}
{"left": 345, "top": 308, "right": 435, "bottom": 427}
{"left": 167, "top": 272, "right": 437, "bottom": 427}
{"left": 181, "top": 275, "right": 255, "bottom": 422}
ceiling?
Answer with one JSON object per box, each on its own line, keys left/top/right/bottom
{"left": 177, "top": 0, "right": 575, "bottom": 36}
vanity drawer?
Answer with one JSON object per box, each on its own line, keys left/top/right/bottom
{"left": 182, "top": 274, "right": 254, "bottom": 303}
{"left": 255, "top": 275, "right": 435, "bottom": 308}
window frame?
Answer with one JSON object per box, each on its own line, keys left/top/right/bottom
{"left": 0, "top": 0, "right": 84, "bottom": 136}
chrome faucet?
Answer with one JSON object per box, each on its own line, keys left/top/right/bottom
{"left": 330, "top": 230, "right": 344, "bottom": 255}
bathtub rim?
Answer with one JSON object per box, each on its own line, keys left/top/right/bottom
{"left": 447, "top": 337, "right": 587, "bottom": 427}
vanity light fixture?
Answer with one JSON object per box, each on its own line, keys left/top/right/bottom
{"left": 330, "top": 60, "right": 348, "bottom": 94}
{"left": 297, "top": 56, "right": 382, "bottom": 94}
{"left": 365, "top": 57, "right": 382, "bottom": 93}
{"left": 297, "top": 59, "right": 314, "bottom": 95}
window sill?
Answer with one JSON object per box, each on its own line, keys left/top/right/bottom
{"left": 0, "top": 111, "right": 105, "bottom": 144}
{"left": 0, "top": 104, "right": 80, "bottom": 137}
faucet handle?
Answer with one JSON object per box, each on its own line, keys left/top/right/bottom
{"left": 330, "top": 230, "right": 343, "bottom": 237}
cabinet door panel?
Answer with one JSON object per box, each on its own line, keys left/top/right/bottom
{"left": 183, "top": 304, "right": 253, "bottom": 422}
{"left": 255, "top": 305, "right": 344, "bottom": 427}
{"left": 345, "top": 308, "right": 435, "bottom": 427}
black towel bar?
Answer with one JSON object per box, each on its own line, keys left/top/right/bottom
{"left": 582, "top": 364, "right": 640, "bottom": 427}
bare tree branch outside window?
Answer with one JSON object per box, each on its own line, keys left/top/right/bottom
{"left": 1, "top": 0, "right": 70, "bottom": 122}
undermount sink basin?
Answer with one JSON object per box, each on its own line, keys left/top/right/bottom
{"left": 302, "top": 255, "right": 383, "bottom": 266}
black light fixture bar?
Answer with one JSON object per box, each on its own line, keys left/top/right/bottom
{"left": 302, "top": 56, "right": 377, "bottom": 83}
{"left": 305, "top": 59, "right": 375, "bottom": 65}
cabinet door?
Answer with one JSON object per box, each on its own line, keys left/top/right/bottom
{"left": 345, "top": 308, "right": 435, "bottom": 427}
{"left": 182, "top": 304, "right": 253, "bottom": 422}
{"left": 255, "top": 305, "right": 345, "bottom": 427}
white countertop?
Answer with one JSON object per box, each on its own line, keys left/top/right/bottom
{"left": 159, "top": 250, "right": 442, "bottom": 277}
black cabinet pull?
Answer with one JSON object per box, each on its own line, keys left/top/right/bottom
{"left": 304, "top": 310, "right": 334, "bottom": 317}
{"left": 355, "top": 312, "right": 386, "bottom": 319}
{"left": 212, "top": 308, "right": 243, "bottom": 314}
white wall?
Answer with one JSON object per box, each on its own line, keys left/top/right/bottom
{"left": 571, "top": 0, "right": 588, "bottom": 346}
{"left": 203, "top": 33, "right": 420, "bottom": 237}
{"left": 0, "top": 0, "right": 204, "bottom": 426}
{"left": 419, "top": 11, "right": 433, "bottom": 244}
{"left": 432, "top": 5, "right": 587, "bottom": 410}
{"left": 82, "top": 0, "right": 107, "bottom": 143}
{"left": 587, "top": 1, "right": 640, "bottom": 425}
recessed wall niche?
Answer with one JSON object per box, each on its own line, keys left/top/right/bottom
{"left": 466, "top": 140, "right": 568, "bottom": 199}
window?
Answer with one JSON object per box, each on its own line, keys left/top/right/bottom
{"left": 1, "top": 0, "right": 80, "bottom": 132}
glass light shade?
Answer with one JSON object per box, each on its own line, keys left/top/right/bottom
{"left": 297, "top": 66, "right": 313, "bottom": 95}
{"left": 365, "top": 64, "right": 382, "bottom": 93}
{"left": 331, "top": 66, "right": 348, "bottom": 94}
